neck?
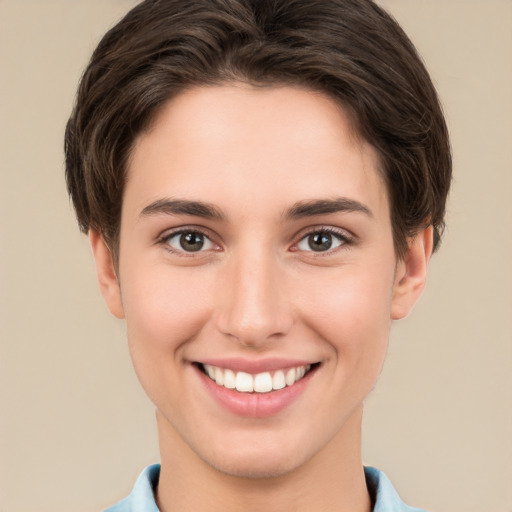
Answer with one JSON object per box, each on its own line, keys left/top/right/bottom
{"left": 155, "top": 407, "right": 371, "bottom": 512}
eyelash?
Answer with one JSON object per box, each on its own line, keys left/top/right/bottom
{"left": 158, "top": 227, "right": 217, "bottom": 257}
{"left": 157, "top": 226, "right": 354, "bottom": 256}
{"left": 293, "top": 226, "right": 354, "bottom": 255}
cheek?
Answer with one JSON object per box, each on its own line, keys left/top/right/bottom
{"left": 120, "top": 266, "right": 214, "bottom": 356}
{"left": 302, "top": 261, "right": 393, "bottom": 328}
{"left": 119, "top": 265, "right": 217, "bottom": 415}
{"left": 297, "top": 261, "right": 395, "bottom": 373}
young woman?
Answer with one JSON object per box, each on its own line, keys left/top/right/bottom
{"left": 65, "top": 1, "right": 451, "bottom": 510}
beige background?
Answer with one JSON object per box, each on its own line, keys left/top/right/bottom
{"left": 0, "top": 1, "right": 511, "bottom": 511}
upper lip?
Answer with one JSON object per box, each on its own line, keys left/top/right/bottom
{"left": 195, "top": 357, "right": 318, "bottom": 374}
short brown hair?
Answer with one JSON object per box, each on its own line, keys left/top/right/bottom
{"left": 65, "top": 0, "right": 451, "bottom": 259}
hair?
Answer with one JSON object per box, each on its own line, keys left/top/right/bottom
{"left": 65, "top": 0, "right": 451, "bottom": 260}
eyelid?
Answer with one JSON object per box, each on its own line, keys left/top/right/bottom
{"left": 291, "top": 225, "right": 355, "bottom": 253}
{"left": 157, "top": 225, "right": 221, "bottom": 255}
{"left": 155, "top": 224, "right": 355, "bottom": 256}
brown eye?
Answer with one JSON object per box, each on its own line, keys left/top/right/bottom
{"left": 165, "top": 231, "right": 214, "bottom": 253}
{"left": 308, "top": 233, "right": 332, "bottom": 251}
{"left": 180, "top": 232, "right": 204, "bottom": 251}
{"left": 297, "top": 230, "right": 346, "bottom": 252}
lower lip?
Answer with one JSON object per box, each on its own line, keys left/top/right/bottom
{"left": 196, "top": 366, "right": 316, "bottom": 418}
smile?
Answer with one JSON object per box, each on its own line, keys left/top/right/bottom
{"left": 200, "top": 364, "right": 313, "bottom": 393}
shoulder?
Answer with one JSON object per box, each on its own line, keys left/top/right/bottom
{"left": 365, "top": 466, "right": 427, "bottom": 512}
{"left": 104, "top": 464, "right": 161, "bottom": 512}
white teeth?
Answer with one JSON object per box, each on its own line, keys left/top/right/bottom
{"left": 235, "top": 372, "right": 254, "bottom": 392}
{"left": 223, "top": 369, "right": 236, "bottom": 389}
{"left": 285, "top": 368, "right": 296, "bottom": 386}
{"left": 254, "top": 372, "right": 273, "bottom": 393}
{"left": 214, "top": 366, "right": 224, "bottom": 386}
{"left": 205, "top": 365, "right": 215, "bottom": 380}
{"left": 202, "top": 364, "right": 312, "bottom": 393}
{"left": 272, "top": 370, "right": 286, "bottom": 390}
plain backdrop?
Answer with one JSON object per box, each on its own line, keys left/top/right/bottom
{"left": 0, "top": 1, "right": 511, "bottom": 511}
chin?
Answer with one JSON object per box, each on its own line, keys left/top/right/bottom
{"left": 207, "top": 455, "right": 301, "bottom": 480}
{"left": 197, "top": 436, "right": 309, "bottom": 480}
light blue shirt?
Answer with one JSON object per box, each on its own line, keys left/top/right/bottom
{"left": 105, "top": 464, "right": 426, "bottom": 512}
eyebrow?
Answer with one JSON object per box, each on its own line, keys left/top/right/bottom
{"left": 285, "top": 197, "right": 373, "bottom": 219}
{"left": 140, "top": 198, "right": 225, "bottom": 220}
{"left": 139, "top": 196, "right": 372, "bottom": 222}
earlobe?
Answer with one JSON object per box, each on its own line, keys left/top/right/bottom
{"left": 391, "top": 226, "right": 434, "bottom": 320}
{"left": 89, "top": 230, "right": 125, "bottom": 319}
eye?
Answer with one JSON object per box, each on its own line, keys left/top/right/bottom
{"left": 296, "top": 229, "right": 347, "bottom": 252}
{"left": 162, "top": 230, "right": 215, "bottom": 253}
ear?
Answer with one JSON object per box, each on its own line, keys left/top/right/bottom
{"left": 89, "top": 229, "right": 125, "bottom": 319}
{"left": 391, "top": 226, "right": 434, "bottom": 320}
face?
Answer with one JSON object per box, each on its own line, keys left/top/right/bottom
{"left": 92, "top": 84, "right": 430, "bottom": 479}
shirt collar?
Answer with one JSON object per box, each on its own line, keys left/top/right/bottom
{"left": 364, "top": 466, "right": 426, "bottom": 512}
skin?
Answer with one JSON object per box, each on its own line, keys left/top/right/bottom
{"left": 90, "top": 84, "right": 432, "bottom": 512}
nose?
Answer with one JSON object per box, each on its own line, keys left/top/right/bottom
{"left": 214, "top": 246, "right": 293, "bottom": 348}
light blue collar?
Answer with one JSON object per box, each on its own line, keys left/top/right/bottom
{"left": 365, "top": 466, "right": 427, "bottom": 512}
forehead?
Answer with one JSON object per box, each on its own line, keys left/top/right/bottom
{"left": 124, "top": 84, "right": 389, "bottom": 224}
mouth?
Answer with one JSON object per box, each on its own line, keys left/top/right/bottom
{"left": 194, "top": 360, "right": 321, "bottom": 417}
{"left": 197, "top": 362, "right": 320, "bottom": 394}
